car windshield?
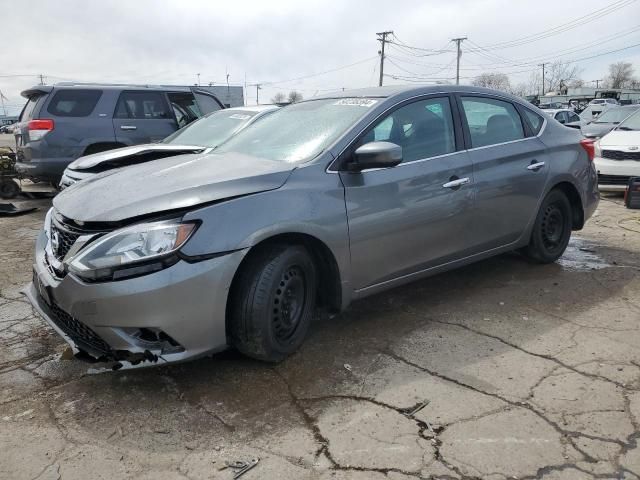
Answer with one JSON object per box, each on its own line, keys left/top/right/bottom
{"left": 616, "top": 109, "right": 640, "bottom": 131}
{"left": 594, "top": 107, "right": 639, "bottom": 124}
{"left": 162, "top": 109, "right": 261, "bottom": 148}
{"left": 214, "top": 98, "right": 379, "bottom": 163}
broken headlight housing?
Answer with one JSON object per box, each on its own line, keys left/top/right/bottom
{"left": 68, "top": 220, "right": 198, "bottom": 282}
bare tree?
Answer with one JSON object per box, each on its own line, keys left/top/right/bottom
{"left": 509, "top": 83, "right": 530, "bottom": 98}
{"left": 472, "top": 72, "right": 511, "bottom": 91}
{"left": 271, "top": 92, "right": 286, "bottom": 104}
{"left": 606, "top": 62, "right": 635, "bottom": 89}
{"left": 287, "top": 91, "right": 303, "bottom": 103}
{"left": 544, "top": 61, "right": 581, "bottom": 93}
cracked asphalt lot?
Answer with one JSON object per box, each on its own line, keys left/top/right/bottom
{"left": 2, "top": 195, "right": 640, "bottom": 480}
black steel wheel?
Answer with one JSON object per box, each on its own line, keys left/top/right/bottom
{"left": 0, "top": 178, "right": 20, "bottom": 199}
{"left": 229, "top": 244, "right": 316, "bottom": 362}
{"left": 522, "top": 189, "right": 572, "bottom": 263}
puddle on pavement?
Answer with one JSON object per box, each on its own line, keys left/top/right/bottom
{"left": 557, "top": 237, "right": 611, "bottom": 272}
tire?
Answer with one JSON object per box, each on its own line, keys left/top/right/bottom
{"left": 229, "top": 244, "right": 317, "bottom": 362}
{"left": 522, "top": 189, "right": 572, "bottom": 263}
{"left": 0, "top": 179, "right": 20, "bottom": 199}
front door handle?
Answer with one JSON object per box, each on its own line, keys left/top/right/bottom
{"left": 120, "top": 125, "right": 137, "bottom": 131}
{"left": 527, "top": 161, "right": 545, "bottom": 171}
{"left": 442, "top": 177, "right": 470, "bottom": 189}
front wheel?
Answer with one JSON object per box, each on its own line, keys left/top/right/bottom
{"left": 229, "top": 244, "right": 317, "bottom": 362}
{"left": 522, "top": 189, "right": 573, "bottom": 263}
{"left": 0, "top": 178, "right": 20, "bottom": 199}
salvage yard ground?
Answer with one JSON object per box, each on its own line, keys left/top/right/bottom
{"left": 2, "top": 185, "right": 640, "bottom": 479}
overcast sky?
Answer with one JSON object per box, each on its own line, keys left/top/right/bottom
{"left": 1, "top": 0, "right": 639, "bottom": 115}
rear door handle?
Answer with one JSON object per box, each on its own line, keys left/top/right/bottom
{"left": 120, "top": 125, "right": 137, "bottom": 131}
{"left": 442, "top": 177, "right": 470, "bottom": 189}
{"left": 527, "top": 161, "right": 545, "bottom": 171}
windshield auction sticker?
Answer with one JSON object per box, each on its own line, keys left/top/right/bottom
{"left": 333, "top": 98, "right": 378, "bottom": 107}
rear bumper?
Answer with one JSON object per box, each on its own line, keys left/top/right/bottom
{"left": 25, "top": 229, "right": 248, "bottom": 369}
{"left": 15, "top": 158, "right": 74, "bottom": 183}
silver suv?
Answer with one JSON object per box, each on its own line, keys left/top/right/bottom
{"left": 26, "top": 86, "right": 599, "bottom": 370}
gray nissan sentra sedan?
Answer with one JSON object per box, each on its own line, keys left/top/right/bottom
{"left": 25, "top": 85, "right": 599, "bottom": 369}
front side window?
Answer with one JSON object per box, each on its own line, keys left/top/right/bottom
{"left": 215, "top": 98, "right": 378, "bottom": 163}
{"left": 361, "top": 97, "right": 456, "bottom": 162}
{"left": 461, "top": 97, "right": 525, "bottom": 148}
{"left": 47, "top": 90, "right": 102, "bottom": 117}
{"left": 114, "top": 91, "right": 169, "bottom": 119}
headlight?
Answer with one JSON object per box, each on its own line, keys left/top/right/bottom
{"left": 594, "top": 140, "right": 602, "bottom": 157}
{"left": 68, "top": 220, "right": 197, "bottom": 281}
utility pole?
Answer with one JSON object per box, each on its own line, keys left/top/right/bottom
{"left": 255, "top": 84, "right": 261, "bottom": 105}
{"left": 539, "top": 63, "right": 547, "bottom": 95}
{"left": 0, "top": 91, "right": 7, "bottom": 116}
{"left": 38, "top": 74, "right": 45, "bottom": 85}
{"left": 452, "top": 37, "right": 467, "bottom": 85}
{"left": 592, "top": 79, "right": 603, "bottom": 88}
{"left": 196, "top": 73, "right": 200, "bottom": 86}
{"left": 376, "top": 31, "right": 393, "bottom": 87}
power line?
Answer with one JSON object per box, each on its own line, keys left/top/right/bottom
{"left": 469, "top": 0, "right": 637, "bottom": 51}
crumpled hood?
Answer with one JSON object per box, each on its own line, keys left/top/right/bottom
{"left": 54, "top": 151, "right": 295, "bottom": 222}
{"left": 581, "top": 123, "right": 614, "bottom": 139}
{"left": 68, "top": 144, "right": 205, "bottom": 171}
{"left": 599, "top": 130, "right": 640, "bottom": 147}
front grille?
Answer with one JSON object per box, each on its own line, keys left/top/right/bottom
{"left": 598, "top": 174, "right": 631, "bottom": 185}
{"left": 48, "top": 300, "right": 112, "bottom": 356}
{"left": 602, "top": 150, "right": 640, "bottom": 161}
{"left": 50, "top": 221, "right": 82, "bottom": 260}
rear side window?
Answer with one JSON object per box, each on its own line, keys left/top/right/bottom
{"left": 522, "top": 109, "right": 544, "bottom": 134}
{"left": 114, "top": 91, "right": 169, "bottom": 119}
{"left": 461, "top": 97, "right": 525, "bottom": 148}
{"left": 47, "top": 90, "right": 102, "bottom": 117}
{"left": 19, "top": 95, "right": 43, "bottom": 121}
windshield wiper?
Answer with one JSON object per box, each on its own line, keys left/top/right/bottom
{"left": 617, "top": 126, "right": 636, "bottom": 131}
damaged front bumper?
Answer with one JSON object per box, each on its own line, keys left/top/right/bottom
{"left": 25, "top": 230, "right": 248, "bottom": 370}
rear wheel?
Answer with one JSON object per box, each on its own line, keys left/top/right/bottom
{"left": 229, "top": 244, "right": 317, "bottom": 362}
{"left": 522, "top": 189, "right": 572, "bottom": 263}
{"left": 0, "top": 178, "right": 20, "bottom": 199}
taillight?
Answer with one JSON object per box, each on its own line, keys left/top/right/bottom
{"left": 580, "top": 138, "right": 595, "bottom": 162}
{"left": 27, "top": 119, "right": 54, "bottom": 140}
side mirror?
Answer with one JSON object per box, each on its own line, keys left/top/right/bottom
{"left": 348, "top": 141, "right": 402, "bottom": 172}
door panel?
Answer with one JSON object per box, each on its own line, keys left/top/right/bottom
{"left": 112, "top": 91, "right": 177, "bottom": 145}
{"left": 341, "top": 153, "right": 474, "bottom": 290}
{"left": 339, "top": 96, "right": 474, "bottom": 291}
{"left": 458, "top": 95, "right": 549, "bottom": 250}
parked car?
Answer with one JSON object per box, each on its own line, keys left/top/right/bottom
{"left": 542, "top": 108, "right": 584, "bottom": 128}
{"left": 594, "top": 109, "right": 640, "bottom": 191}
{"left": 26, "top": 85, "right": 598, "bottom": 369}
{"left": 590, "top": 98, "right": 618, "bottom": 107}
{"left": 0, "top": 124, "right": 15, "bottom": 134}
{"left": 580, "top": 105, "right": 640, "bottom": 139}
{"left": 59, "top": 105, "right": 279, "bottom": 189}
{"left": 538, "top": 102, "right": 564, "bottom": 109}
{"left": 14, "top": 83, "right": 230, "bottom": 185}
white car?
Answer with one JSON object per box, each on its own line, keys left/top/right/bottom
{"left": 543, "top": 109, "right": 584, "bottom": 129}
{"left": 594, "top": 109, "right": 640, "bottom": 192}
{"left": 590, "top": 98, "right": 618, "bottom": 107}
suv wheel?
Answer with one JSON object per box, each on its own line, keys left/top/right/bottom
{"left": 229, "top": 244, "right": 317, "bottom": 362}
{"left": 522, "top": 189, "right": 572, "bottom": 263}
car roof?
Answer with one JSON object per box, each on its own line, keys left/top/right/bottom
{"left": 312, "top": 84, "right": 528, "bottom": 103}
{"left": 21, "top": 82, "right": 217, "bottom": 98}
